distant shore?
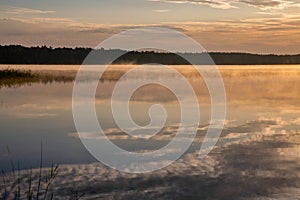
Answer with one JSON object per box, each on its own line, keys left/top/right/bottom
{"left": 1, "top": 45, "right": 300, "bottom": 65}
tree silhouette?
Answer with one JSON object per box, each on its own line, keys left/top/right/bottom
{"left": 0, "top": 45, "right": 299, "bottom": 65}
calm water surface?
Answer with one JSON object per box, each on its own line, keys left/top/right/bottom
{"left": 0, "top": 65, "right": 299, "bottom": 199}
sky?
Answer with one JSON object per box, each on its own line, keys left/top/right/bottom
{"left": 0, "top": 0, "right": 300, "bottom": 54}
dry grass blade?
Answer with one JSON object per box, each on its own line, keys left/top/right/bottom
{"left": 17, "top": 161, "right": 20, "bottom": 200}
{"left": 6, "top": 146, "right": 15, "bottom": 182}
{"left": 1, "top": 170, "right": 8, "bottom": 199}
{"left": 27, "top": 167, "right": 33, "bottom": 200}
{"left": 36, "top": 141, "right": 43, "bottom": 199}
{"left": 43, "top": 163, "right": 59, "bottom": 200}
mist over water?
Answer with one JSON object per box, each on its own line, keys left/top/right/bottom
{"left": 0, "top": 65, "right": 299, "bottom": 199}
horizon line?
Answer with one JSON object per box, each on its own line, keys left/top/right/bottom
{"left": 1, "top": 44, "right": 300, "bottom": 56}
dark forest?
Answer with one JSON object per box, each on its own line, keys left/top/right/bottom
{"left": 1, "top": 45, "right": 299, "bottom": 65}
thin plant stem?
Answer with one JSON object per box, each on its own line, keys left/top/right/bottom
{"left": 1, "top": 170, "right": 7, "bottom": 199}
{"left": 27, "top": 167, "right": 33, "bottom": 200}
{"left": 17, "top": 161, "right": 20, "bottom": 200}
{"left": 6, "top": 146, "right": 15, "bottom": 181}
{"left": 36, "top": 141, "right": 43, "bottom": 200}
{"left": 43, "top": 164, "right": 59, "bottom": 200}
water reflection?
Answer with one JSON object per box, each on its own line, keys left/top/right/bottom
{"left": 0, "top": 65, "right": 299, "bottom": 199}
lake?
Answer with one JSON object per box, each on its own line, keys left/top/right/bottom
{"left": 0, "top": 65, "right": 300, "bottom": 199}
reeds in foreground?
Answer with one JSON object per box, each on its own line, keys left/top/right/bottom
{"left": 1, "top": 143, "right": 60, "bottom": 200}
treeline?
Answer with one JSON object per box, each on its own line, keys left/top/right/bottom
{"left": 0, "top": 45, "right": 300, "bottom": 65}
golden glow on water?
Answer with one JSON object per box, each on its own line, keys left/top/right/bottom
{"left": 1, "top": 64, "right": 299, "bottom": 107}
{"left": 0, "top": 65, "right": 300, "bottom": 198}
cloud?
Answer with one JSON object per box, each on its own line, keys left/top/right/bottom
{"left": 68, "top": 117, "right": 292, "bottom": 144}
{"left": 148, "top": 0, "right": 300, "bottom": 10}
{"left": 148, "top": 0, "right": 235, "bottom": 9}
{"left": 1, "top": 13, "right": 300, "bottom": 53}
{"left": 0, "top": 17, "right": 190, "bottom": 48}
{"left": 153, "top": 9, "right": 170, "bottom": 12}
{"left": 3, "top": 116, "right": 300, "bottom": 199}
{"left": 3, "top": 6, "right": 55, "bottom": 15}
{"left": 161, "top": 15, "right": 300, "bottom": 53}
{"left": 238, "top": 0, "right": 299, "bottom": 10}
